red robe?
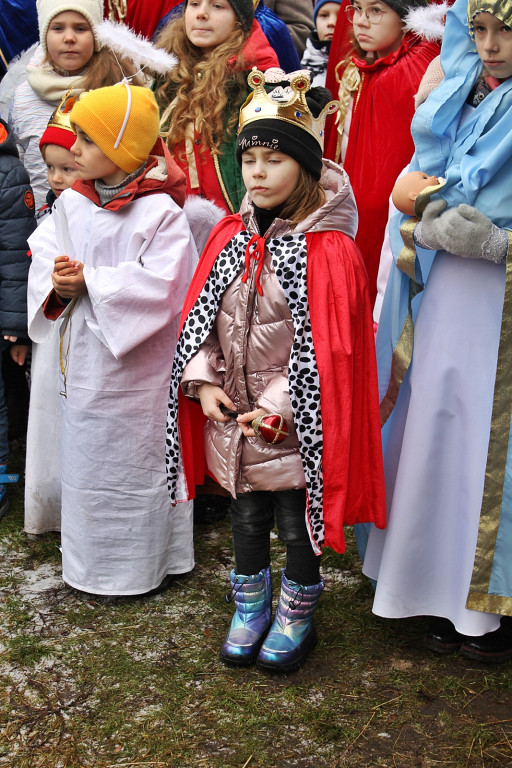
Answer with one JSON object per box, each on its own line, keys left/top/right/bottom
{"left": 103, "top": 0, "right": 181, "bottom": 38}
{"left": 175, "top": 215, "right": 386, "bottom": 554}
{"left": 324, "top": 14, "right": 440, "bottom": 306}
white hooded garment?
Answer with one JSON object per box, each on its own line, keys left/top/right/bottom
{"left": 27, "top": 186, "right": 197, "bottom": 595}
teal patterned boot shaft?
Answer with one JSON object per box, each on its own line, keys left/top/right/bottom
{"left": 257, "top": 569, "right": 324, "bottom": 673}
{"left": 219, "top": 567, "right": 272, "bottom": 666}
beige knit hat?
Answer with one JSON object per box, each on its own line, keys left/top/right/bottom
{"left": 37, "top": 0, "right": 104, "bottom": 55}
{"left": 70, "top": 83, "right": 161, "bottom": 173}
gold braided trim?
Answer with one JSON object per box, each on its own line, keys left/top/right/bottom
{"left": 185, "top": 122, "right": 200, "bottom": 191}
{"left": 106, "top": 0, "right": 127, "bottom": 21}
{"left": 0, "top": 47, "right": 8, "bottom": 72}
{"left": 379, "top": 306, "right": 415, "bottom": 426}
{"left": 334, "top": 60, "right": 360, "bottom": 163}
{"left": 213, "top": 154, "right": 235, "bottom": 215}
{"left": 466, "top": 229, "right": 512, "bottom": 614}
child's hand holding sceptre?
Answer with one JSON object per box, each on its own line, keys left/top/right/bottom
{"left": 52, "top": 255, "right": 87, "bottom": 299}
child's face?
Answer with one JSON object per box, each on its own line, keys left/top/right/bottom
{"left": 46, "top": 11, "right": 94, "bottom": 74}
{"left": 316, "top": 3, "right": 340, "bottom": 41}
{"left": 71, "top": 127, "right": 128, "bottom": 187}
{"left": 473, "top": 12, "right": 512, "bottom": 81}
{"left": 44, "top": 144, "right": 80, "bottom": 197}
{"left": 185, "top": 0, "right": 238, "bottom": 51}
{"left": 349, "top": 1, "right": 404, "bottom": 58}
{"left": 241, "top": 147, "right": 301, "bottom": 210}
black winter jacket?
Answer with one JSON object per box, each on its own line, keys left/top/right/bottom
{"left": 0, "top": 118, "right": 36, "bottom": 338}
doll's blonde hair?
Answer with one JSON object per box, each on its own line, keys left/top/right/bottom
{"left": 155, "top": 15, "right": 249, "bottom": 155}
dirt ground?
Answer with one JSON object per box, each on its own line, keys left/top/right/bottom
{"left": 1, "top": 441, "right": 511, "bottom": 767}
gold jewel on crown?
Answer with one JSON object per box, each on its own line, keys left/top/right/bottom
{"left": 237, "top": 67, "right": 339, "bottom": 150}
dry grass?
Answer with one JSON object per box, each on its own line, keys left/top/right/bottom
{"left": 0, "top": 440, "right": 511, "bottom": 767}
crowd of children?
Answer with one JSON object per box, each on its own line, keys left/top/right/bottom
{"left": 0, "top": 0, "right": 511, "bottom": 672}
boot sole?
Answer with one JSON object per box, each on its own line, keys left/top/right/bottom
{"left": 459, "top": 644, "right": 512, "bottom": 664}
{"left": 256, "top": 627, "right": 317, "bottom": 674}
{"left": 219, "top": 650, "right": 259, "bottom": 667}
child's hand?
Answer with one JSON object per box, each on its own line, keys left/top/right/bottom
{"left": 197, "top": 384, "right": 236, "bottom": 422}
{"left": 10, "top": 344, "right": 29, "bottom": 366}
{"left": 236, "top": 408, "right": 267, "bottom": 438}
{"left": 52, "top": 255, "right": 87, "bottom": 299}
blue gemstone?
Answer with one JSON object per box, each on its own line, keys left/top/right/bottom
{"left": 255, "top": 106, "right": 261, "bottom": 112}
{"left": 295, "top": 111, "right": 302, "bottom": 118}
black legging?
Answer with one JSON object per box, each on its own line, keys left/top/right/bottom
{"left": 230, "top": 488, "right": 321, "bottom": 585}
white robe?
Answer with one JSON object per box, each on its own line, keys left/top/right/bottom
{"left": 24, "top": 320, "right": 62, "bottom": 534}
{"left": 364, "top": 251, "right": 503, "bottom": 637}
{"left": 28, "top": 187, "right": 197, "bottom": 595}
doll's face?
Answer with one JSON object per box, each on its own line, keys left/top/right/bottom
{"left": 185, "top": 0, "right": 238, "bottom": 51}
{"left": 473, "top": 12, "right": 512, "bottom": 81}
{"left": 241, "top": 146, "right": 301, "bottom": 210}
{"left": 391, "top": 171, "right": 439, "bottom": 215}
{"left": 46, "top": 11, "right": 94, "bottom": 74}
{"left": 316, "top": 3, "right": 341, "bottom": 41}
{"left": 349, "top": 0, "right": 404, "bottom": 58}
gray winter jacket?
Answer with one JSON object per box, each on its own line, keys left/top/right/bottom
{"left": 0, "top": 118, "right": 36, "bottom": 338}
{"left": 181, "top": 161, "right": 357, "bottom": 497}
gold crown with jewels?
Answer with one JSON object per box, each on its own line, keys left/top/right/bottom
{"left": 237, "top": 67, "right": 338, "bottom": 150}
{"left": 47, "top": 92, "right": 78, "bottom": 135}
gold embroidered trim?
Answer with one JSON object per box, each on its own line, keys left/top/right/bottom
{"left": 106, "top": 0, "right": 127, "bottom": 21}
{"left": 379, "top": 181, "right": 446, "bottom": 425}
{"left": 0, "top": 47, "right": 8, "bottom": 72}
{"left": 334, "top": 61, "right": 361, "bottom": 163}
{"left": 466, "top": 229, "right": 512, "bottom": 613}
{"left": 185, "top": 122, "right": 200, "bottom": 191}
{"left": 213, "top": 153, "right": 235, "bottom": 214}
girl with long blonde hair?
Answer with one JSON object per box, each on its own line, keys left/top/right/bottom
{"left": 155, "top": 0, "right": 278, "bottom": 215}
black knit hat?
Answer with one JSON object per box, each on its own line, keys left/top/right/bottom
{"left": 349, "top": 0, "right": 427, "bottom": 19}
{"left": 236, "top": 85, "right": 334, "bottom": 180}
{"left": 229, "top": 0, "right": 254, "bottom": 32}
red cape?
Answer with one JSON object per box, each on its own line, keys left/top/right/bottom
{"left": 177, "top": 216, "right": 386, "bottom": 553}
{"left": 103, "top": 0, "right": 181, "bottom": 38}
{"left": 324, "top": 24, "right": 440, "bottom": 305}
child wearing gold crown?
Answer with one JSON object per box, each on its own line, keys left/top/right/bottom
{"left": 27, "top": 83, "right": 198, "bottom": 598}
{"left": 165, "top": 69, "right": 386, "bottom": 673}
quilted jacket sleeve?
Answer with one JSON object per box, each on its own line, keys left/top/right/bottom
{"left": 0, "top": 128, "right": 36, "bottom": 338}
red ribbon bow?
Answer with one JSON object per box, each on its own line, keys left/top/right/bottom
{"left": 241, "top": 234, "right": 266, "bottom": 296}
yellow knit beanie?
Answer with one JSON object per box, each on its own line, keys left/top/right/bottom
{"left": 70, "top": 83, "right": 160, "bottom": 173}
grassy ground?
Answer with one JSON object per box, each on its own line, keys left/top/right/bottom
{"left": 1, "top": 440, "right": 511, "bottom": 768}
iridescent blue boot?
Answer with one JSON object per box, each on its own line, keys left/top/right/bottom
{"left": 0, "top": 465, "right": 19, "bottom": 521}
{"left": 256, "top": 569, "right": 324, "bottom": 673}
{"left": 219, "top": 567, "right": 272, "bottom": 666}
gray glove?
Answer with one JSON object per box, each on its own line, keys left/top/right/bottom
{"left": 417, "top": 201, "right": 508, "bottom": 263}
{"left": 415, "top": 199, "right": 447, "bottom": 251}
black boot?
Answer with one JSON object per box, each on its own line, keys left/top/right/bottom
{"left": 460, "top": 617, "right": 512, "bottom": 664}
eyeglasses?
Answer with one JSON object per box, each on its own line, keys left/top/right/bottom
{"left": 345, "top": 4, "right": 387, "bottom": 24}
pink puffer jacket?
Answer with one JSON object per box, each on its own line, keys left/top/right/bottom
{"left": 181, "top": 160, "right": 358, "bottom": 497}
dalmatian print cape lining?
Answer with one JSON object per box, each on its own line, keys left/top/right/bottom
{"left": 165, "top": 230, "right": 325, "bottom": 554}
